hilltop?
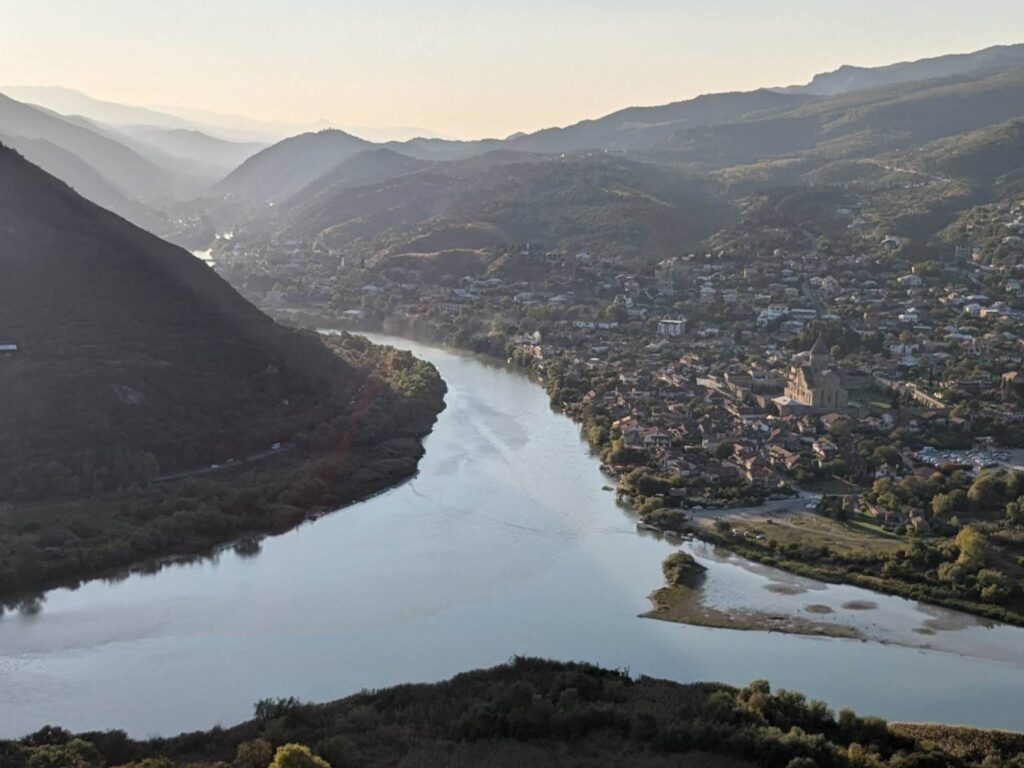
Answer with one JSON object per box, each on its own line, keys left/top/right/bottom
{"left": 244, "top": 152, "right": 735, "bottom": 280}
{"left": 211, "top": 129, "right": 373, "bottom": 202}
{"left": 4, "top": 658, "right": 1021, "bottom": 767}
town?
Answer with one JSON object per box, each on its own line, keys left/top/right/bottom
{"left": 205, "top": 186, "right": 1024, "bottom": 625}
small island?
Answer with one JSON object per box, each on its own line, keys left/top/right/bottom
{"left": 645, "top": 550, "right": 863, "bottom": 639}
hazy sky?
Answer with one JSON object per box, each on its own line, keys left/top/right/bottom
{"left": 4, "top": 0, "right": 1022, "bottom": 139}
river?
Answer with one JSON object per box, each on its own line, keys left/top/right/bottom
{"left": 0, "top": 335, "right": 1022, "bottom": 737}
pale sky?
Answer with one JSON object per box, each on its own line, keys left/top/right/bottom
{"left": 4, "top": 0, "right": 1022, "bottom": 139}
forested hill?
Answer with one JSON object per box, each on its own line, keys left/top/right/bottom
{"left": 0, "top": 143, "right": 361, "bottom": 499}
{"left": 6, "top": 658, "right": 1022, "bottom": 767}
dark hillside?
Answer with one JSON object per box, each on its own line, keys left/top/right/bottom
{"left": 0, "top": 143, "right": 354, "bottom": 498}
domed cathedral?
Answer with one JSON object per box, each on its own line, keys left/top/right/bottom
{"left": 782, "top": 336, "right": 848, "bottom": 412}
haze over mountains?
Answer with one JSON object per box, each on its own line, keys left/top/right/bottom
{"left": 3, "top": 42, "right": 1024, "bottom": 260}
{"left": 167, "top": 42, "right": 1021, "bottom": 272}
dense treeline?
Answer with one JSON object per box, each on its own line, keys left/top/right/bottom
{"left": 2, "top": 658, "right": 1020, "bottom": 768}
{"left": 0, "top": 333, "right": 446, "bottom": 600}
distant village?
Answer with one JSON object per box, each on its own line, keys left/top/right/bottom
{"left": 206, "top": 193, "right": 1024, "bottom": 527}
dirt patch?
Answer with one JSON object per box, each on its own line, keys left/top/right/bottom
{"left": 842, "top": 600, "right": 879, "bottom": 611}
{"left": 764, "top": 582, "right": 807, "bottom": 595}
{"left": 804, "top": 604, "right": 834, "bottom": 614}
{"left": 643, "top": 586, "right": 862, "bottom": 640}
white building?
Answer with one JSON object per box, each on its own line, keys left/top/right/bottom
{"left": 757, "top": 305, "right": 788, "bottom": 327}
{"left": 657, "top": 318, "right": 686, "bottom": 337}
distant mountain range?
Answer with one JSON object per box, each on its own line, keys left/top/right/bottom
{"left": 1, "top": 85, "right": 449, "bottom": 143}
{"left": 0, "top": 92, "right": 177, "bottom": 201}
{"left": 209, "top": 44, "right": 1024, "bottom": 208}
{"left": 777, "top": 43, "right": 1024, "bottom": 95}
{"left": 185, "top": 42, "right": 1024, "bottom": 269}
{"left": 4, "top": 42, "right": 1024, "bottom": 257}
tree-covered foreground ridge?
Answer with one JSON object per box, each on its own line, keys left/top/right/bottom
{"left": 4, "top": 659, "right": 1023, "bottom": 768}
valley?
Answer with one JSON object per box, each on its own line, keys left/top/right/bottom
{"left": 4, "top": 33, "right": 1024, "bottom": 768}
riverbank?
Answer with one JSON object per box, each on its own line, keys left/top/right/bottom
{"left": 0, "top": 334, "right": 447, "bottom": 605}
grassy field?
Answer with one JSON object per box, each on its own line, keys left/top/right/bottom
{"left": 849, "top": 388, "right": 895, "bottom": 411}
{"left": 714, "top": 511, "right": 907, "bottom": 556}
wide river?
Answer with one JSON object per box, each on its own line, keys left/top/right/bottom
{"left": 1, "top": 335, "right": 1022, "bottom": 737}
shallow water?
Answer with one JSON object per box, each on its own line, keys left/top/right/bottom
{"left": 0, "top": 335, "right": 1022, "bottom": 737}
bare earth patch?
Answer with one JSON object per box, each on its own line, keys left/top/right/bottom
{"left": 842, "top": 600, "right": 879, "bottom": 611}
{"left": 764, "top": 582, "right": 807, "bottom": 595}
{"left": 644, "top": 586, "right": 862, "bottom": 640}
{"left": 804, "top": 604, "right": 834, "bottom": 614}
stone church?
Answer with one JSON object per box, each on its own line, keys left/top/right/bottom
{"left": 782, "top": 336, "right": 848, "bottom": 413}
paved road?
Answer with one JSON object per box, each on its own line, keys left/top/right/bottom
{"left": 690, "top": 490, "right": 820, "bottom": 521}
{"left": 153, "top": 444, "right": 294, "bottom": 484}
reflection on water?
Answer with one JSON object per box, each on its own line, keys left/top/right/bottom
{"left": 1, "top": 334, "right": 1023, "bottom": 738}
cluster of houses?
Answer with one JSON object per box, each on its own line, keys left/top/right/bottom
{"left": 211, "top": 190, "right": 1024, "bottom": 519}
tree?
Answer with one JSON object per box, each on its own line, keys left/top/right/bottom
{"left": 1007, "top": 501, "right": 1024, "bottom": 525}
{"left": 967, "top": 473, "right": 1002, "bottom": 512}
{"left": 234, "top": 739, "right": 274, "bottom": 768}
{"left": 712, "top": 441, "right": 735, "bottom": 460}
{"left": 662, "top": 551, "right": 706, "bottom": 587}
{"left": 931, "top": 489, "right": 967, "bottom": 520}
{"left": 871, "top": 445, "right": 901, "bottom": 468}
{"left": 955, "top": 526, "right": 989, "bottom": 567}
{"left": 602, "top": 304, "right": 628, "bottom": 323}
{"left": 269, "top": 744, "right": 331, "bottom": 768}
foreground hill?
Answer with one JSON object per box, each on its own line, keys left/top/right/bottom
{"left": 0, "top": 145, "right": 445, "bottom": 595}
{"left": 5, "top": 658, "right": 1020, "bottom": 767}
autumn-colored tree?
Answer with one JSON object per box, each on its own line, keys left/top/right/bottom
{"left": 955, "top": 526, "right": 989, "bottom": 566}
{"left": 269, "top": 743, "right": 331, "bottom": 768}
